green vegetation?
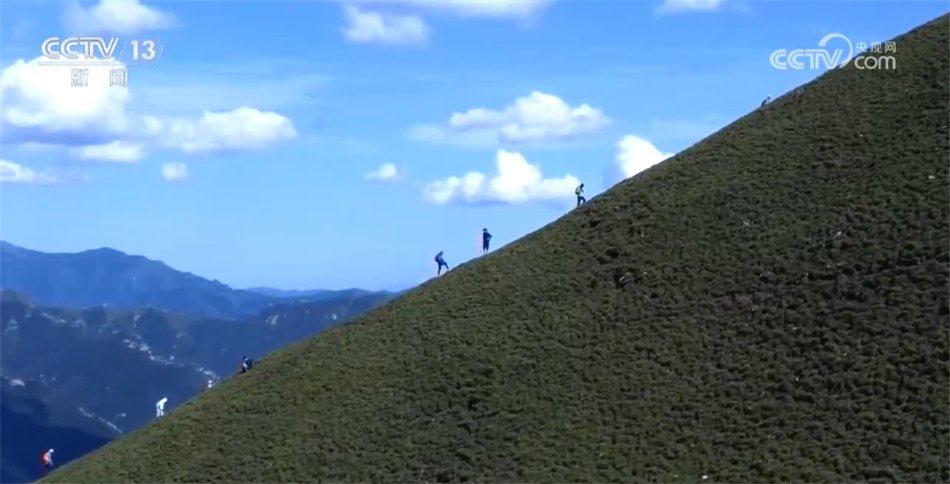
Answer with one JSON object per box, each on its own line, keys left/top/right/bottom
{"left": 47, "top": 15, "right": 949, "bottom": 483}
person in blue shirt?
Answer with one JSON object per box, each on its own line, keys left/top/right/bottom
{"left": 435, "top": 251, "right": 449, "bottom": 275}
{"left": 240, "top": 355, "right": 255, "bottom": 374}
{"left": 482, "top": 228, "right": 492, "bottom": 254}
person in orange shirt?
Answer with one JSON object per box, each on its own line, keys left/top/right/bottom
{"left": 41, "top": 448, "right": 54, "bottom": 473}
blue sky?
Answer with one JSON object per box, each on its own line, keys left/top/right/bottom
{"left": 1, "top": 0, "right": 946, "bottom": 291}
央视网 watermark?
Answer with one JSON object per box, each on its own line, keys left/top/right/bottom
{"left": 770, "top": 33, "right": 897, "bottom": 71}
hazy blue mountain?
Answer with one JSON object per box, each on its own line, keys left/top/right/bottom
{"left": 1, "top": 291, "right": 213, "bottom": 434}
{"left": 0, "top": 376, "right": 118, "bottom": 484}
{"left": 1, "top": 288, "right": 395, "bottom": 425}
{"left": 0, "top": 241, "right": 276, "bottom": 320}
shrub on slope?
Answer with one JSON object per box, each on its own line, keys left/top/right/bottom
{"left": 47, "top": 15, "right": 949, "bottom": 484}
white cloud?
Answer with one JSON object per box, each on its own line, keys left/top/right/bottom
{"left": 1, "top": 56, "right": 298, "bottom": 161}
{"left": 161, "top": 162, "right": 188, "bottom": 181}
{"left": 0, "top": 56, "right": 130, "bottom": 145}
{"left": 0, "top": 160, "right": 61, "bottom": 184}
{"left": 143, "top": 107, "right": 298, "bottom": 154}
{"left": 342, "top": 5, "right": 429, "bottom": 45}
{"left": 351, "top": 0, "right": 553, "bottom": 18}
{"left": 413, "top": 91, "right": 610, "bottom": 147}
{"left": 606, "top": 135, "right": 674, "bottom": 184}
{"left": 366, "top": 162, "right": 403, "bottom": 182}
{"left": 655, "top": 0, "right": 724, "bottom": 14}
{"left": 65, "top": 0, "right": 176, "bottom": 34}
{"left": 70, "top": 141, "right": 144, "bottom": 162}
{"left": 423, "top": 149, "right": 579, "bottom": 206}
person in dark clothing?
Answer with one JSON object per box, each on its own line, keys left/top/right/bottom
{"left": 240, "top": 356, "right": 254, "bottom": 374}
{"left": 435, "top": 251, "right": 449, "bottom": 275}
{"left": 761, "top": 96, "right": 771, "bottom": 107}
{"left": 575, "top": 183, "right": 586, "bottom": 207}
{"left": 482, "top": 228, "right": 492, "bottom": 254}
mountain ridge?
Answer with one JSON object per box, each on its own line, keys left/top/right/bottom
{"left": 1, "top": 241, "right": 283, "bottom": 320}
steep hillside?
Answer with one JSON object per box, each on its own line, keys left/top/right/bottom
{"left": 0, "top": 242, "right": 275, "bottom": 319}
{"left": 47, "top": 15, "right": 949, "bottom": 483}
{"left": 0, "top": 376, "right": 117, "bottom": 484}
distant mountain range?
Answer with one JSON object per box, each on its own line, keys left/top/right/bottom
{"left": 1, "top": 286, "right": 394, "bottom": 426}
{"left": 0, "top": 241, "right": 277, "bottom": 320}
{"left": 0, "top": 241, "right": 398, "bottom": 481}
{"left": 1, "top": 290, "right": 216, "bottom": 434}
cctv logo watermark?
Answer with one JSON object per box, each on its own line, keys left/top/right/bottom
{"left": 770, "top": 33, "right": 897, "bottom": 71}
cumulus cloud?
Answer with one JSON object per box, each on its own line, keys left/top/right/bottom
{"left": 1, "top": 53, "right": 299, "bottom": 164}
{"left": 65, "top": 0, "right": 176, "bottom": 34}
{"left": 655, "top": 0, "right": 724, "bottom": 14}
{"left": 70, "top": 141, "right": 144, "bottom": 162}
{"left": 0, "top": 56, "right": 130, "bottom": 145}
{"left": 605, "top": 135, "right": 674, "bottom": 184}
{"left": 342, "top": 5, "right": 429, "bottom": 45}
{"left": 412, "top": 91, "right": 610, "bottom": 147}
{"left": 366, "top": 162, "right": 403, "bottom": 182}
{"left": 161, "top": 162, "right": 188, "bottom": 181}
{"left": 0, "top": 160, "right": 61, "bottom": 184}
{"left": 143, "top": 107, "right": 298, "bottom": 154}
{"left": 423, "top": 149, "right": 579, "bottom": 206}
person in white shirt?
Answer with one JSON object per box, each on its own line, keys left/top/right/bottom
{"left": 156, "top": 397, "right": 168, "bottom": 417}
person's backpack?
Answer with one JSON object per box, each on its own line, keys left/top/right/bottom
{"left": 575, "top": 186, "right": 581, "bottom": 195}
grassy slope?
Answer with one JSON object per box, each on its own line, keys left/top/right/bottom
{"left": 48, "top": 15, "right": 949, "bottom": 484}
